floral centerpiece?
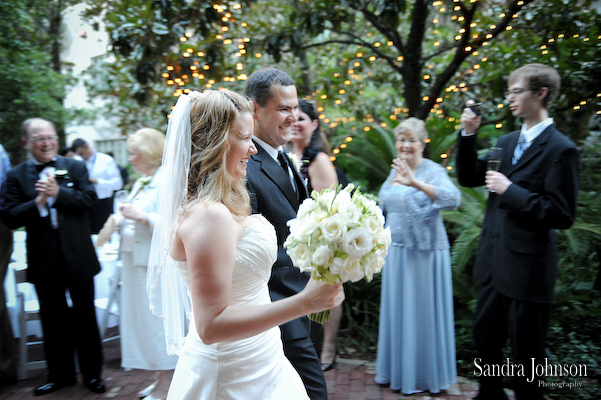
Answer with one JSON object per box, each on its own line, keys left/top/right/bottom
{"left": 284, "top": 184, "right": 391, "bottom": 323}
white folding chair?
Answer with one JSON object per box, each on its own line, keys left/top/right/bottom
{"left": 94, "top": 261, "right": 121, "bottom": 342}
{"left": 13, "top": 268, "right": 47, "bottom": 380}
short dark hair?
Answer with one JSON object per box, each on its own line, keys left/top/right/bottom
{"left": 59, "top": 146, "right": 73, "bottom": 156}
{"left": 71, "top": 138, "right": 89, "bottom": 151}
{"left": 508, "top": 63, "right": 561, "bottom": 109}
{"left": 244, "top": 67, "right": 295, "bottom": 107}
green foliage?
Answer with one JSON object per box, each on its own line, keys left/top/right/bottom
{"left": 0, "top": 0, "right": 71, "bottom": 164}
{"left": 338, "top": 274, "right": 382, "bottom": 358}
{"left": 77, "top": 57, "right": 173, "bottom": 135}
{"left": 78, "top": 0, "right": 600, "bottom": 168}
{"left": 333, "top": 120, "right": 396, "bottom": 193}
{"left": 445, "top": 183, "right": 486, "bottom": 308}
{"left": 543, "top": 135, "right": 601, "bottom": 398}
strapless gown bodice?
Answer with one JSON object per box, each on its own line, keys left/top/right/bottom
{"left": 167, "top": 214, "right": 309, "bottom": 400}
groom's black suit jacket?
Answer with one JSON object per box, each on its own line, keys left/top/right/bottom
{"left": 246, "top": 141, "right": 310, "bottom": 338}
{"left": 1, "top": 155, "right": 100, "bottom": 283}
{"left": 247, "top": 142, "right": 329, "bottom": 400}
{"left": 456, "top": 124, "right": 579, "bottom": 303}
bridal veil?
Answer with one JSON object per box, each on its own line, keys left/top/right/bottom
{"left": 147, "top": 92, "right": 199, "bottom": 355}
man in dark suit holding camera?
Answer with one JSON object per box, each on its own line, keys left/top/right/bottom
{"left": 456, "top": 64, "right": 580, "bottom": 400}
{"left": 245, "top": 68, "right": 328, "bottom": 399}
{"left": 0, "top": 118, "right": 105, "bottom": 396}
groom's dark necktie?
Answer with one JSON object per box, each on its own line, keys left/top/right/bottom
{"left": 277, "top": 151, "right": 298, "bottom": 194}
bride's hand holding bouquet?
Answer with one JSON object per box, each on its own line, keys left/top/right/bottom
{"left": 285, "top": 184, "right": 391, "bottom": 323}
{"left": 298, "top": 278, "right": 345, "bottom": 316}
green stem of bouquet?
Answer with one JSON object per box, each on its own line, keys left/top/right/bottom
{"left": 308, "top": 309, "right": 331, "bottom": 324}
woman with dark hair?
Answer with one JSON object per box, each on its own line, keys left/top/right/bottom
{"left": 291, "top": 100, "right": 339, "bottom": 195}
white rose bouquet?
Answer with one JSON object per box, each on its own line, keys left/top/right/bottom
{"left": 284, "top": 184, "right": 391, "bottom": 323}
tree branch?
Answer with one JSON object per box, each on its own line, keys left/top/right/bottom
{"left": 351, "top": 3, "right": 406, "bottom": 56}
{"left": 304, "top": 34, "right": 404, "bottom": 75}
{"left": 420, "top": 0, "right": 535, "bottom": 118}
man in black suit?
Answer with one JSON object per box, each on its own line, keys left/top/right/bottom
{"left": 0, "top": 118, "right": 106, "bottom": 396}
{"left": 245, "top": 68, "right": 327, "bottom": 399}
{"left": 456, "top": 64, "right": 580, "bottom": 400}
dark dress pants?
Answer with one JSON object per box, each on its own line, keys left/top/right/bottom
{"left": 473, "top": 280, "right": 549, "bottom": 400}
{"left": 35, "top": 277, "right": 103, "bottom": 383}
{"left": 309, "top": 320, "right": 323, "bottom": 360}
{"left": 283, "top": 336, "right": 328, "bottom": 400}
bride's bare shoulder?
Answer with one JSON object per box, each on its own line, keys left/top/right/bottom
{"left": 180, "top": 202, "right": 233, "bottom": 236}
{"left": 171, "top": 202, "right": 236, "bottom": 261}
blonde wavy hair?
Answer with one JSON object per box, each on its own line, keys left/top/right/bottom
{"left": 187, "top": 90, "right": 253, "bottom": 216}
{"left": 126, "top": 128, "right": 165, "bottom": 167}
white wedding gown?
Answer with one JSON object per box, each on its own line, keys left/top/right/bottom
{"left": 167, "top": 214, "right": 310, "bottom": 400}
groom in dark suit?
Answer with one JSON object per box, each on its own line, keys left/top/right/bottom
{"left": 0, "top": 118, "right": 105, "bottom": 396}
{"left": 456, "top": 64, "right": 579, "bottom": 400}
{"left": 245, "top": 68, "right": 327, "bottom": 399}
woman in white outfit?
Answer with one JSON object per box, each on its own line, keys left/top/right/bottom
{"left": 119, "top": 128, "right": 177, "bottom": 400}
{"left": 147, "top": 90, "right": 344, "bottom": 400}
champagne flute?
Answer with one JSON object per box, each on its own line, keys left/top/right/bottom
{"left": 107, "top": 190, "right": 129, "bottom": 251}
{"left": 487, "top": 147, "right": 503, "bottom": 172}
{"left": 113, "top": 190, "right": 128, "bottom": 214}
{"left": 486, "top": 147, "right": 503, "bottom": 192}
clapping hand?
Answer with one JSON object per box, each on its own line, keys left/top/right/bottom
{"left": 35, "top": 173, "right": 59, "bottom": 206}
{"left": 391, "top": 158, "right": 415, "bottom": 187}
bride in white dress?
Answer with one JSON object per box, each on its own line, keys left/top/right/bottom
{"left": 147, "top": 89, "right": 344, "bottom": 400}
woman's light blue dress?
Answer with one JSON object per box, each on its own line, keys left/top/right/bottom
{"left": 375, "top": 159, "right": 461, "bottom": 394}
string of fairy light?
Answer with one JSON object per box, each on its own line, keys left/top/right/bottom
{"left": 163, "top": 1, "right": 600, "bottom": 166}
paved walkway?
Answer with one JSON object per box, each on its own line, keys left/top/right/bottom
{"left": 0, "top": 335, "right": 513, "bottom": 400}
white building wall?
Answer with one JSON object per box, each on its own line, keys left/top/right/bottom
{"left": 60, "top": 4, "right": 126, "bottom": 163}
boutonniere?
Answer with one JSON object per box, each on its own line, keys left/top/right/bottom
{"left": 54, "top": 170, "right": 70, "bottom": 180}
{"left": 137, "top": 176, "right": 153, "bottom": 189}
{"left": 287, "top": 152, "right": 302, "bottom": 172}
